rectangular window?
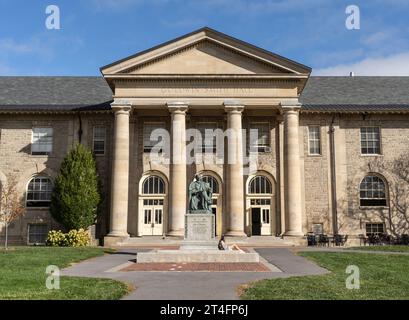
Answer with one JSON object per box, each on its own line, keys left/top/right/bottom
{"left": 93, "top": 126, "right": 106, "bottom": 155}
{"left": 365, "top": 223, "right": 385, "bottom": 236}
{"left": 312, "top": 223, "right": 323, "bottom": 235}
{"left": 28, "top": 224, "right": 48, "bottom": 244}
{"left": 196, "top": 123, "right": 217, "bottom": 153}
{"left": 308, "top": 126, "right": 321, "bottom": 155}
{"left": 250, "top": 123, "right": 270, "bottom": 153}
{"left": 143, "top": 123, "right": 165, "bottom": 153}
{"left": 262, "top": 209, "right": 270, "bottom": 224}
{"left": 32, "top": 127, "right": 53, "bottom": 155}
{"left": 361, "top": 127, "right": 381, "bottom": 155}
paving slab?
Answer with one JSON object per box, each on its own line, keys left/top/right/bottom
{"left": 61, "top": 248, "right": 328, "bottom": 300}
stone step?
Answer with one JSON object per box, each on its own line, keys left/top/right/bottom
{"left": 137, "top": 250, "right": 260, "bottom": 263}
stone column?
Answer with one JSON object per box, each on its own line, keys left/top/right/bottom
{"left": 282, "top": 103, "right": 304, "bottom": 236}
{"left": 107, "top": 101, "right": 131, "bottom": 238}
{"left": 224, "top": 102, "right": 246, "bottom": 237}
{"left": 168, "top": 102, "right": 188, "bottom": 237}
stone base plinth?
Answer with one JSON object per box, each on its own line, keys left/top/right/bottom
{"left": 181, "top": 213, "right": 218, "bottom": 250}
{"left": 137, "top": 250, "right": 260, "bottom": 263}
{"left": 103, "top": 235, "right": 129, "bottom": 247}
{"left": 179, "top": 240, "right": 219, "bottom": 251}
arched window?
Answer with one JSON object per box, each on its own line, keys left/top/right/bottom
{"left": 359, "top": 175, "right": 387, "bottom": 206}
{"left": 202, "top": 175, "right": 219, "bottom": 194}
{"left": 26, "top": 176, "right": 53, "bottom": 207}
{"left": 142, "top": 176, "right": 165, "bottom": 195}
{"left": 248, "top": 176, "right": 272, "bottom": 194}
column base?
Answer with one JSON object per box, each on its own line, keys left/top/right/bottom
{"left": 167, "top": 229, "right": 184, "bottom": 237}
{"left": 282, "top": 233, "right": 306, "bottom": 246}
{"left": 104, "top": 234, "right": 129, "bottom": 247}
{"left": 284, "top": 230, "right": 304, "bottom": 237}
{"left": 225, "top": 230, "right": 247, "bottom": 237}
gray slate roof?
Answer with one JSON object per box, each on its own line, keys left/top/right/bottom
{"left": 301, "top": 76, "right": 409, "bottom": 112}
{"left": 0, "top": 76, "right": 409, "bottom": 112}
{"left": 0, "top": 77, "right": 113, "bottom": 111}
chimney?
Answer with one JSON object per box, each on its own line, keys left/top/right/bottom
{"left": 349, "top": 71, "right": 355, "bottom": 77}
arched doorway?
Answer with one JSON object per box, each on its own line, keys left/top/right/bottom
{"left": 138, "top": 174, "right": 167, "bottom": 236}
{"left": 246, "top": 174, "right": 276, "bottom": 236}
{"left": 197, "top": 172, "right": 223, "bottom": 236}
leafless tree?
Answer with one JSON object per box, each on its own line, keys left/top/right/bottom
{"left": 0, "top": 174, "right": 26, "bottom": 249}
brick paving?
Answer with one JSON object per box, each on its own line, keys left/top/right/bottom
{"left": 121, "top": 262, "right": 270, "bottom": 272}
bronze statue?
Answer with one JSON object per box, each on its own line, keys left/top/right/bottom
{"left": 188, "top": 174, "right": 212, "bottom": 213}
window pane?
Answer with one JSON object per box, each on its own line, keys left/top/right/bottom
{"left": 359, "top": 175, "right": 387, "bottom": 207}
{"left": 250, "top": 123, "right": 270, "bottom": 152}
{"left": 144, "top": 123, "right": 165, "bottom": 152}
{"left": 308, "top": 126, "right": 321, "bottom": 155}
{"left": 361, "top": 127, "right": 381, "bottom": 154}
{"left": 26, "top": 176, "right": 52, "bottom": 207}
{"left": 93, "top": 127, "right": 106, "bottom": 155}
{"left": 32, "top": 127, "right": 53, "bottom": 154}
{"left": 28, "top": 224, "right": 48, "bottom": 244}
{"left": 249, "top": 176, "right": 272, "bottom": 194}
{"left": 142, "top": 176, "right": 165, "bottom": 194}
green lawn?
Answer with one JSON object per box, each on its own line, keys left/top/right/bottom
{"left": 348, "top": 245, "right": 409, "bottom": 252}
{"left": 0, "top": 247, "right": 129, "bottom": 300}
{"left": 241, "top": 251, "right": 409, "bottom": 300}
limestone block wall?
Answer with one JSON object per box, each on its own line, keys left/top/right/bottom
{"left": 338, "top": 114, "right": 409, "bottom": 236}
{"left": 300, "top": 114, "right": 331, "bottom": 234}
{"left": 0, "top": 112, "right": 114, "bottom": 244}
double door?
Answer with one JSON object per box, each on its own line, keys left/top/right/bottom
{"left": 142, "top": 199, "right": 164, "bottom": 236}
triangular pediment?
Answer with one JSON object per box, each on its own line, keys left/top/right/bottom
{"left": 101, "top": 27, "right": 311, "bottom": 76}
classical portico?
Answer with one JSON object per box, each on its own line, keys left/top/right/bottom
{"left": 102, "top": 27, "right": 311, "bottom": 245}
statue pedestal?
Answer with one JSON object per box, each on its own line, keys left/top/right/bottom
{"left": 180, "top": 213, "right": 218, "bottom": 250}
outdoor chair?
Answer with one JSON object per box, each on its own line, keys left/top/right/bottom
{"left": 318, "top": 234, "right": 329, "bottom": 247}
{"left": 307, "top": 233, "right": 317, "bottom": 246}
{"left": 332, "top": 234, "right": 343, "bottom": 246}
{"left": 358, "top": 234, "right": 368, "bottom": 246}
{"left": 401, "top": 234, "right": 409, "bottom": 245}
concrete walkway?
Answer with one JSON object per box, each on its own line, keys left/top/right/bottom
{"left": 61, "top": 248, "right": 328, "bottom": 300}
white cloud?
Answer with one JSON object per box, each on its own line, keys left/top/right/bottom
{"left": 313, "top": 52, "right": 409, "bottom": 76}
{"left": 0, "top": 39, "right": 34, "bottom": 54}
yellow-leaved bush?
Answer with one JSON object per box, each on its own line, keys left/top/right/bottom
{"left": 46, "top": 229, "right": 90, "bottom": 247}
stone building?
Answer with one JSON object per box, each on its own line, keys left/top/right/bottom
{"left": 0, "top": 28, "right": 408, "bottom": 246}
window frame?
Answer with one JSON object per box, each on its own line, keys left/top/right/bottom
{"left": 27, "top": 223, "right": 48, "bottom": 245}
{"left": 92, "top": 126, "right": 106, "bottom": 156}
{"left": 143, "top": 122, "right": 166, "bottom": 153}
{"left": 308, "top": 125, "right": 322, "bottom": 156}
{"left": 142, "top": 175, "right": 166, "bottom": 195}
{"left": 360, "top": 126, "right": 382, "bottom": 156}
{"left": 365, "top": 223, "right": 385, "bottom": 236}
{"left": 249, "top": 122, "right": 271, "bottom": 153}
{"left": 31, "top": 127, "right": 53, "bottom": 156}
{"left": 359, "top": 175, "right": 388, "bottom": 208}
{"left": 202, "top": 175, "right": 219, "bottom": 194}
{"left": 26, "top": 176, "right": 53, "bottom": 208}
{"left": 196, "top": 122, "right": 218, "bottom": 154}
{"left": 248, "top": 175, "right": 273, "bottom": 195}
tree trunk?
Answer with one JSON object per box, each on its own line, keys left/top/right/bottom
{"left": 5, "top": 223, "right": 8, "bottom": 250}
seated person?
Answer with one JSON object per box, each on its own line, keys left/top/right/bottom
{"left": 218, "top": 235, "right": 244, "bottom": 253}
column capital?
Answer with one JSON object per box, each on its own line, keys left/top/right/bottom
{"left": 167, "top": 101, "right": 189, "bottom": 114}
{"left": 224, "top": 101, "right": 245, "bottom": 114}
{"left": 111, "top": 100, "right": 132, "bottom": 113}
{"left": 279, "top": 100, "right": 301, "bottom": 114}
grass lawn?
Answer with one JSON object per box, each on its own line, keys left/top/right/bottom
{"left": 348, "top": 245, "right": 409, "bottom": 252}
{"left": 240, "top": 251, "right": 409, "bottom": 300}
{"left": 0, "top": 247, "right": 129, "bottom": 300}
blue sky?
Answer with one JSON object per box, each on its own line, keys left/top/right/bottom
{"left": 0, "top": 0, "right": 408, "bottom": 76}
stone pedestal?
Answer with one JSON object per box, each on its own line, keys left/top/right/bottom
{"left": 180, "top": 213, "right": 218, "bottom": 250}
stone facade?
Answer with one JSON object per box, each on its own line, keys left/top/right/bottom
{"left": 1, "top": 28, "right": 408, "bottom": 246}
